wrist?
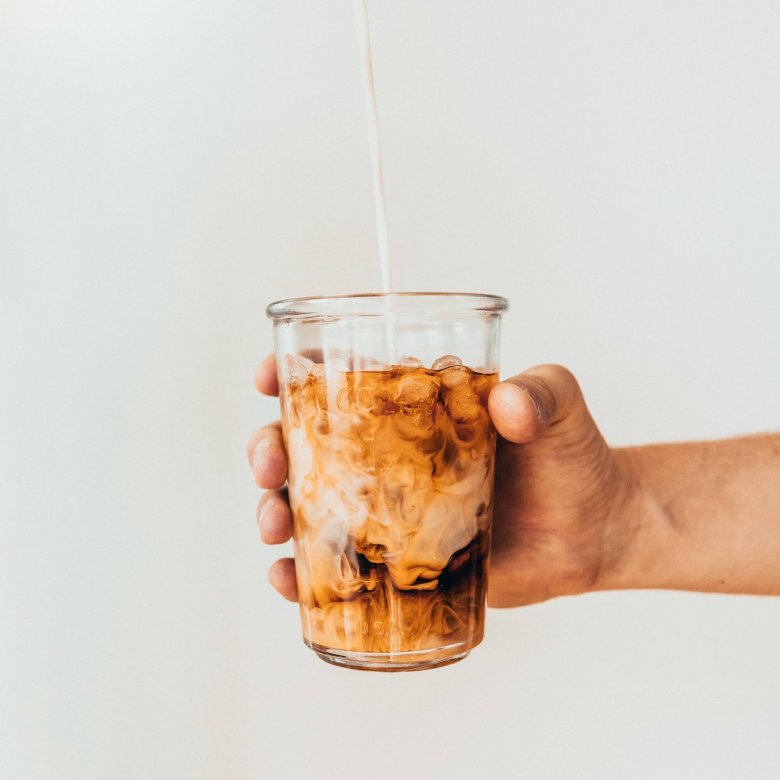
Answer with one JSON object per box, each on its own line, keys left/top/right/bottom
{"left": 592, "top": 446, "right": 676, "bottom": 593}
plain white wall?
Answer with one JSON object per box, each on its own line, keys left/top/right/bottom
{"left": 2, "top": 1, "right": 780, "bottom": 778}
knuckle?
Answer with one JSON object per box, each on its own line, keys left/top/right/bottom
{"left": 548, "top": 364, "right": 580, "bottom": 394}
{"left": 246, "top": 431, "right": 262, "bottom": 460}
{"left": 546, "top": 363, "right": 574, "bottom": 382}
{"left": 527, "top": 364, "right": 583, "bottom": 421}
{"left": 257, "top": 489, "right": 289, "bottom": 516}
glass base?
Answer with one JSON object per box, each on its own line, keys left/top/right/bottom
{"left": 305, "top": 639, "right": 474, "bottom": 672}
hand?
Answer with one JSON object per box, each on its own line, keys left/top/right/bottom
{"left": 485, "top": 366, "right": 634, "bottom": 605}
{"left": 247, "top": 356, "right": 638, "bottom": 607}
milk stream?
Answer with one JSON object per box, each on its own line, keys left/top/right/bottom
{"left": 353, "top": 3, "right": 400, "bottom": 654}
{"left": 353, "top": 0, "right": 392, "bottom": 294}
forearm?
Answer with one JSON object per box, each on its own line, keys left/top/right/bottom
{"left": 605, "top": 434, "right": 780, "bottom": 595}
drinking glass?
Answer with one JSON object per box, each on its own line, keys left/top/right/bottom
{"left": 267, "top": 293, "right": 508, "bottom": 671}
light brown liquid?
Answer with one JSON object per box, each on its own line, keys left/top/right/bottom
{"left": 281, "top": 358, "right": 497, "bottom": 658}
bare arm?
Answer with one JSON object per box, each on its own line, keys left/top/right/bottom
{"left": 607, "top": 435, "right": 780, "bottom": 596}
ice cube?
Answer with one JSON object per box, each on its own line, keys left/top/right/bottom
{"left": 444, "top": 384, "right": 482, "bottom": 422}
{"left": 393, "top": 374, "right": 439, "bottom": 408}
{"left": 393, "top": 404, "right": 438, "bottom": 439}
{"left": 325, "top": 358, "right": 349, "bottom": 374}
{"left": 397, "top": 355, "right": 423, "bottom": 368}
{"left": 284, "top": 354, "right": 314, "bottom": 385}
{"left": 431, "top": 354, "right": 463, "bottom": 371}
{"left": 440, "top": 365, "right": 471, "bottom": 388}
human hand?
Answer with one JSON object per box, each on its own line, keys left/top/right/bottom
{"left": 247, "top": 356, "right": 638, "bottom": 607}
{"left": 484, "top": 366, "right": 635, "bottom": 605}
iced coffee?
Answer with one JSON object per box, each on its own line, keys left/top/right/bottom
{"left": 280, "top": 354, "right": 497, "bottom": 669}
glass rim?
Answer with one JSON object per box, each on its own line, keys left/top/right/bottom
{"left": 266, "top": 292, "right": 509, "bottom": 321}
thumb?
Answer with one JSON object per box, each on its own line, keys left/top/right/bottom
{"left": 488, "top": 364, "right": 584, "bottom": 444}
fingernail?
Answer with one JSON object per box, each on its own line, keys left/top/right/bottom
{"left": 508, "top": 381, "right": 547, "bottom": 425}
{"left": 252, "top": 438, "right": 272, "bottom": 472}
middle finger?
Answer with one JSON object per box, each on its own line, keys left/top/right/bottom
{"left": 247, "top": 422, "right": 287, "bottom": 489}
{"left": 257, "top": 489, "right": 293, "bottom": 544}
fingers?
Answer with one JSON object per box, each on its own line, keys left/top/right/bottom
{"left": 246, "top": 421, "right": 287, "bottom": 488}
{"left": 488, "top": 364, "right": 584, "bottom": 444}
{"left": 251, "top": 355, "right": 296, "bottom": 602}
{"left": 268, "top": 558, "right": 299, "bottom": 602}
{"left": 256, "top": 489, "right": 293, "bottom": 544}
{"left": 255, "top": 353, "right": 280, "bottom": 397}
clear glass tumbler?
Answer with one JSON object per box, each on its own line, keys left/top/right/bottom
{"left": 266, "top": 293, "right": 508, "bottom": 671}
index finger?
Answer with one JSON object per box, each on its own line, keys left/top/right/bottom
{"left": 255, "top": 353, "right": 280, "bottom": 397}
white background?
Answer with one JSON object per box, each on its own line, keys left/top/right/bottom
{"left": 2, "top": 1, "right": 780, "bottom": 778}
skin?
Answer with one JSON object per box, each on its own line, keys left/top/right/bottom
{"left": 248, "top": 354, "right": 780, "bottom": 606}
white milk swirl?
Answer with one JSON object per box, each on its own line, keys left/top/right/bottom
{"left": 353, "top": 0, "right": 392, "bottom": 293}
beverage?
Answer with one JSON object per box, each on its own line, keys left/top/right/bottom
{"left": 285, "top": 358, "right": 497, "bottom": 659}
{"left": 267, "top": 293, "right": 507, "bottom": 670}
{"left": 353, "top": 0, "right": 391, "bottom": 292}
